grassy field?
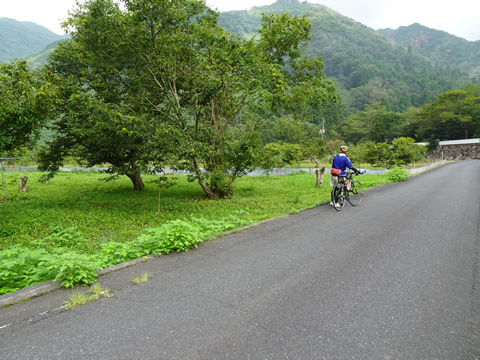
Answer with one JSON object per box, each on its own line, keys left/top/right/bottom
{"left": 0, "top": 170, "right": 393, "bottom": 294}
{"left": 1, "top": 170, "right": 389, "bottom": 252}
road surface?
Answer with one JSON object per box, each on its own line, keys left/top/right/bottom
{"left": 1, "top": 161, "right": 479, "bottom": 359}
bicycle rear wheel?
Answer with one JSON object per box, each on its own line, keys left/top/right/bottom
{"left": 332, "top": 184, "right": 346, "bottom": 211}
{"left": 347, "top": 180, "right": 364, "bottom": 206}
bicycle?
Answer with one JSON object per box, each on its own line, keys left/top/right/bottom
{"left": 331, "top": 171, "right": 365, "bottom": 211}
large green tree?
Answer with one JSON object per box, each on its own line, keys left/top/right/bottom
{"left": 341, "top": 102, "right": 403, "bottom": 144}
{"left": 417, "top": 85, "right": 480, "bottom": 141}
{"left": 43, "top": 0, "right": 336, "bottom": 197}
{"left": 37, "top": 90, "right": 167, "bottom": 190}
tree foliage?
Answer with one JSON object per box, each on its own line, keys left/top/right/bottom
{"left": 37, "top": 91, "right": 165, "bottom": 190}
{"left": 41, "top": 0, "right": 336, "bottom": 197}
{"left": 378, "top": 23, "right": 480, "bottom": 79}
{"left": 258, "top": 142, "right": 303, "bottom": 169}
{"left": 338, "top": 84, "right": 480, "bottom": 146}
{"left": 0, "top": 60, "right": 56, "bottom": 153}
{"left": 361, "top": 137, "right": 426, "bottom": 168}
{"left": 416, "top": 84, "right": 480, "bottom": 141}
{"left": 218, "top": 0, "right": 472, "bottom": 119}
{"left": 342, "top": 103, "right": 403, "bottom": 144}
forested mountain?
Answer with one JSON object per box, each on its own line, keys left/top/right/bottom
{"left": 0, "top": 18, "right": 67, "bottom": 62}
{"left": 2, "top": 0, "right": 477, "bottom": 143}
{"left": 378, "top": 23, "right": 480, "bottom": 79}
{"left": 3, "top": 2, "right": 474, "bottom": 117}
{"left": 219, "top": 0, "right": 473, "bottom": 116}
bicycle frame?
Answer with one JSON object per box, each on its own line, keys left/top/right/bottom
{"left": 331, "top": 171, "right": 365, "bottom": 211}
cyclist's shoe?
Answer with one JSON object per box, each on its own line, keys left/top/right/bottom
{"left": 330, "top": 201, "right": 333, "bottom": 206}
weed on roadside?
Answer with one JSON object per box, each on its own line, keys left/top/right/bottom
{"left": 64, "top": 283, "right": 111, "bottom": 310}
{"left": 132, "top": 273, "right": 150, "bottom": 285}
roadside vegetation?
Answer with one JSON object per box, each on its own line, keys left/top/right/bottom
{"left": 132, "top": 273, "right": 151, "bottom": 285}
{"left": 1, "top": 170, "right": 389, "bottom": 295}
{"left": 0, "top": 0, "right": 472, "bottom": 297}
{"left": 64, "top": 282, "right": 111, "bottom": 310}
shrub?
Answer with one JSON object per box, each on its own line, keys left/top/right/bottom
{"left": 361, "top": 138, "right": 426, "bottom": 168}
{"left": 1, "top": 216, "right": 249, "bottom": 294}
{"left": 386, "top": 167, "right": 409, "bottom": 182}
{"left": 43, "top": 226, "right": 92, "bottom": 252}
{"left": 99, "top": 241, "right": 148, "bottom": 268}
{"left": 391, "top": 137, "right": 426, "bottom": 165}
{"left": 0, "top": 246, "right": 101, "bottom": 294}
{"left": 136, "top": 220, "right": 201, "bottom": 254}
{"left": 364, "top": 142, "right": 392, "bottom": 167}
{"left": 50, "top": 250, "right": 101, "bottom": 288}
{"left": 259, "top": 142, "right": 303, "bottom": 169}
{"left": 192, "top": 216, "right": 246, "bottom": 237}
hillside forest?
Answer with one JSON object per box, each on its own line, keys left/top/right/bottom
{"left": 1, "top": 0, "right": 480, "bottom": 197}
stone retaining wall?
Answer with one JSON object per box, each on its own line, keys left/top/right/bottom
{"left": 428, "top": 143, "right": 480, "bottom": 160}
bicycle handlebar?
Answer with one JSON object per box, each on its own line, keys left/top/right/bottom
{"left": 344, "top": 170, "right": 365, "bottom": 179}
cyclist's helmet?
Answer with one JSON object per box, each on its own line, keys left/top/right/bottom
{"left": 340, "top": 145, "right": 348, "bottom": 152}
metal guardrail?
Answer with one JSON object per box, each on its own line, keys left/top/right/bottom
{"left": 405, "top": 160, "right": 447, "bottom": 175}
{"left": 416, "top": 138, "right": 480, "bottom": 146}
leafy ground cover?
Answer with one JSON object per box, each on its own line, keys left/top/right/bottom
{"left": 0, "top": 170, "right": 390, "bottom": 294}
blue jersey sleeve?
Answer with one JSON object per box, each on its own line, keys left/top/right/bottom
{"left": 344, "top": 156, "right": 353, "bottom": 169}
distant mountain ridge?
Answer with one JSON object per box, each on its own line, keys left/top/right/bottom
{"left": 378, "top": 23, "right": 480, "bottom": 78}
{"left": 2, "top": 1, "right": 478, "bottom": 115}
{"left": 218, "top": 0, "right": 473, "bottom": 114}
{"left": 0, "top": 17, "right": 67, "bottom": 62}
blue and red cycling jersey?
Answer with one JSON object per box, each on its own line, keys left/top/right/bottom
{"left": 331, "top": 153, "right": 353, "bottom": 176}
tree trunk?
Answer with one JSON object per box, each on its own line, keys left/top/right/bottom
{"left": 193, "top": 159, "right": 218, "bottom": 199}
{"left": 199, "top": 179, "right": 218, "bottom": 199}
{"left": 127, "top": 172, "right": 145, "bottom": 191}
{"left": 315, "top": 167, "right": 325, "bottom": 187}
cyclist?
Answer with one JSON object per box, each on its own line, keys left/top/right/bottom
{"left": 330, "top": 145, "right": 360, "bottom": 205}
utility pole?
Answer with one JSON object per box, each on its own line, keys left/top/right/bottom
{"left": 320, "top": 117, "right": 325, "bottom": 139}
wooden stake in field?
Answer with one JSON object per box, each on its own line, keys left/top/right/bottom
{"left": 156, "top": 172, "right": 176, "bottom": 217}
{"left": 157, "top": 185, "right": 162, "bottom": 217}
{"left": 1, "top": 161, "right": 6, "bottom": 202}
{"left": 315, "top": 167, "right": 325, "bottom": 187}
{"left": 19, "top": 176, "right": 28, "bottom": 192}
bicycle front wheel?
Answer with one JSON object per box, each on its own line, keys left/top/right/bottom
{"left": 332, "top": 184, "right": 346, "bottom": 211}
{"left": 347, "top": 180, "right": 364, "bottom": 206}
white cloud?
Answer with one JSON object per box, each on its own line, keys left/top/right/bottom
{"left": 206, "top": 0, "right": 276, "bottom": 12}
{"left": 1, "top": 0, "right": 479, "bottom": 40}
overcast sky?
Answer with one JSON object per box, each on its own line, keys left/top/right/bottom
{"left": 1, "top": 0, "right": 479, "bottom": 41}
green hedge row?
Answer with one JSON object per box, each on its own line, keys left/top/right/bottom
{"left": 0, "top": 216, "right": 248, "bottom": 295}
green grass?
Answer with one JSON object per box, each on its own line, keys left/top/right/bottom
{"left": 1, "top": 170, "right": 389, "bottom": 252}
{"left": 0, "top": 170, "right": 391, "bottom": 294}
{"left": 132, "top": 273, "right": 151, "bottom": 285}
{"left": 64, "top": 283, "right": 111, "bottom": 310}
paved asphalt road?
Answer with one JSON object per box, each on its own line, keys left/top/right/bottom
{"left": 1, "top": 161, "right": 479, "bottom": 359}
